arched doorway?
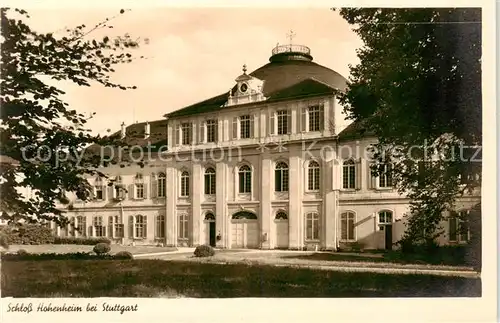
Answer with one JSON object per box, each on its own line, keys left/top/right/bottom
{"left": 274, "top": 211, "right": 289, "bottom": 249}
{"left": 231, "top": 211, "right": 258, "bottom": 249}
{"left": 204, "top": 212, "right": 216, "bottom": 247}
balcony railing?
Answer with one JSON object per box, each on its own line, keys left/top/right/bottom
{"left": 272, "top": 44, "right": 311, "bottom": 56}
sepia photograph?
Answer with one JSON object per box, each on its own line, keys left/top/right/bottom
{"left": 0, "top": 2, "right": 496, "bottom": 322}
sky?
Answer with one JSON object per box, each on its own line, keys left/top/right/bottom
{"left": 22, "top": 7, "right": 363, "bottom": 135}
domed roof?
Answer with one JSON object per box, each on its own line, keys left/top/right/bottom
{"left": 166, "top": 44, "right": 347, "bottom": 118}
{"left": 249, "top": 44, "right": 348, "bottom": 94}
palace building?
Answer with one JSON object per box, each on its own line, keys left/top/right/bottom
{"left": 53, "top": 42, "right": 480, "bottom": 250}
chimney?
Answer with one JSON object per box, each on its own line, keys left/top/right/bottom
{"left": 144, "top": 122, "right": 150, "bottom": 139}
{"left": 120, "top": 122, "right": 126, "bottom": 139}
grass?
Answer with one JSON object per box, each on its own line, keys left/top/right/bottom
{"left": 5, "top": 244, "right": 178, "bottom": 255}
{"left": 1, "top": 259, "right": 480, "bottom": 298}
{"left": 284, "top": 249, "right": 471, "bottom": 267}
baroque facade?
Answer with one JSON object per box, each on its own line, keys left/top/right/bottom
{"left": 53, "top": 43, "right": 480, "bottom": 250}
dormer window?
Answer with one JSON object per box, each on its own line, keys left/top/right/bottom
{"left": 239, "top": 83, "right": 248, "bottom": 93}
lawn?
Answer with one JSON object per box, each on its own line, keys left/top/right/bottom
{"left": 4, "top": 244, "right": 177, "bottom": 255}
{"left": 1, "top": 259, "right": 481, "bottom": 298}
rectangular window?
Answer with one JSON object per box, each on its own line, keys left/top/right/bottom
{"left": 308, "top": 165, "right": 320, "bottom": 191}
{"left": 341, "top": 212, "right": 355, "bottom": 241}
{"left": 157, "top": 176, "right": 166, "bottom": 198}
{"left": 156, "top": 215, "right": 165, "bottom": 238}
{"left": 305, "top": 212, "right": 320, "bottom": 240}
{"left": 95, "top": 186, "right": 103, "bottom": 200}
{"left": 240, "top": 115, "right": 251, "bottom": 139}
{"left": 135, "top": 183, "right": 144, "bottom": 199}
{"left": 449, "top": 212, "right": 470, "bottom": 242}
{"left": 178, "top": 214, "right": 189, "bottom": 239}
{"left": 134, "top": 216, "right": 147, "bottom": 239}
{"left": 110, "top": 216, "right": 124, "bottom": 238}
{"left": 342, "top": 162, "right": 356, "bottom": 189}
{"left": 206, "top": 119, "right": 218, "bottom": 143}
{"left": 277, "top": 110, "right": 289, "bottom": 135}
{"left": 76, "top": 216, "right": 86, "bottom": 237}
{"left": 378, "top": 163, "right": 393, "bottom": 188}
{"left": 308, "top": 105, "right": 324, "bottom": 132}
{"left": 181, "top": 122, "right": 192, "bottom": 145}
{"left": 93, "top": 216, "right": 105, "bottom": 237}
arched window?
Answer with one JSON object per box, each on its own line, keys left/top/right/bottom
{"left": 157, "top": 172, "right": 166, "bottom": 198}
{"left": 134, "top": 173, "right": 145, "bottom": 199}
{"left": 204, "top": 168, "right": 216, "bottom": 195}
{"left": 341, "top": 211, "right": 356, "bottom": 241}
{"left": 232, "top": 211, "right": 257, "bottom": 220}
{"left": 275, "top": 211, "right": 288, "bottom": 220}
{"left": 305, "top": 212, "right": 319, "bottom": 240}
{"left": 342, "top": 160, "right": 356, "bottom": 189}
{"left": 275, "top": 162, "right": 289, "bottom": 192}
{"left": 93, "top": 215, "right": 105, "bottom": 237}
{"left": 134, "top": 214, "right": 147, "bottom": 239}
{"left": 205, "top": 212, "right": 216, "bottom": 221}
{"left": 449, "top": 210, "right": 470, "bottom": 243}
{"left": 180, "top": 171, "right": 190, "bottom": 197}
{"left": 307, "top": 161, "right": 320, "bottom": 191}
{"left": 238, "top": 165, "right": 252, "bottom": 193}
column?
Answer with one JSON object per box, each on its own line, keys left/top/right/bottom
{"left": 260, "top": 156, "right": 272, "bottom": 249}
{"left": 191, "top": 163, "right": 202, "bottom": 246}
{"left": 215, "top": 162, "right": 227, "bottom": 248}
{"left": 288, "top": 154, "right": 302, "bottom": 249}
{"left": 166, "top": 166, "right": 176, "bottom": 246}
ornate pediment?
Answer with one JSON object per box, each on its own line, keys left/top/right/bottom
{"left": 225, "top": 64, "right": 267, "bottom": 107}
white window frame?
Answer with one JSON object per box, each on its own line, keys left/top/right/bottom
{"left": 206, "top": 119, "right": 218, "bottom": 143}
{"left": 76, "top": 216, "right": 86, "bottom": 237}
{"left": 180, "top": 171, "right": 190, "bottom": 197}
{"left": 377, "top": 163, "right": 393, "bottom": 189}
{"left": 274, "top": 161, "right": 289, "bottom": 192}
{"left": 305, "top": 212, "right": 320, "bottom": 241}
{"left": 307, "top": 160, "right": 320, "bottom": 192}
{"left": 113, "top": 176, "right": 125, "bottom": 200}
{"left": 93, "top": 216, "right": 105, "bottom": 237}
{"left": 134, "top": 214, "right": 147, "bottom": 239}
{"left": 340, "top": 211, "right": 356, "bottom": 241}
{"left": 109, "top": 215, "right": 124, "bottom": 239}
{"left": 178, "top": 214, "right": 189, "bottom": 240}
{"left": 94, "top": 177, "right": 104, "bottom": 200}
{"left": 448, "top": 210, "right": 470, "bottom": 243}
{"left": 157, "top": 172, "right": 166, "bottom": 198}
{"left": 181, "top": 122, "right": 193, "bottom": 145}
{"left": 239, "top": 115, "right": 252, "bottom": 139}
{"left": 155, "top": 214, "right": 166, "bottom": 238}
{"left": 304, "top": 105, "right": 324, "bottom": 132}
{"left": 377, "top": 210, "right": 393, "bottom": 231}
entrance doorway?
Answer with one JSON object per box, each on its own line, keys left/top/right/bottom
{"left": 209, "top": 222, "right": 216, "bottom": 247}
{"left": 378, "top": 210, "right": 393, "bottom": 250}
{"left": 384, "top": 224, "right": 393, "bottom": 250}
{"left": 204, "top": 213, "right": 216, "bottom": 247}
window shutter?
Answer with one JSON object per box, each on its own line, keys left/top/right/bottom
{"left": 199, "top": 121, "right": 205, "bottom": 143}
{"left": 88, "top": 225, "right": 93, "bottom": 237}
{"left": 174, "top": 124, "right": 180, "bottom": 146}
{"left": 355, "top": 158, "right": 362, "bottom": 190}
{"left": 102, "top": 183, "right": 107, "bottom": 200}
{"left": 128, "top": 184, "right": 135, "bottom": 199}
{"left": 144, "top": 216, "right": 148, "bottom": 239}
{"left": 319, "top": 105, "right": 325, "bottom": 131}
{"left": 129, "top": 215, "right": 134, "bottom": 239}
{"left": 251, "top": 114, "right": 257, "bottom": 138}
{"left": 287, "top": 110, "right": 292, "bottom": 134}
{"left": 150, "top": 177, "right": 157, "bottom": 198}
{"left": 301, "top": 108, "right": 307, "bottom": 132}
{"left": 143, "top": 184, "right": 148, "bottom": 199}
{"left": 232, "top": 117, "right": 238, "bottom": 139}
{"left": 191, "top": 123, "right": 196, "bottom": 145}
{"left": 269, "top": 111, "right": 275, "bottom": 136}
{"left": 214, "top": 122, "right": 219, "bottom": 142}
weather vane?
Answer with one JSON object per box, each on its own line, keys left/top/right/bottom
{"left": 286, "top": 30, "right": 296, "bottom": 44}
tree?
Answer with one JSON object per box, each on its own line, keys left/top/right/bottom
{"left": 0, "top": 8, "right": 147, "bottom": 227}
{"left": 336, "top": 8, "right": 482, "bottom": 246}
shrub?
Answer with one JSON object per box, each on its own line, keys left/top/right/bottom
{"left": 0, "top": 224, "right": 55, "bottom": 245}
{"left": 114, "top": 251, "right": 134, "bottom": 260}
{"left": 93, "top": 242, "right": 111, "bottom": 255}
{"left": 17, "top": 249, "right": 29, "bottom": 256}
{"left": 54, "top": 236, "right": 111, "bottom": 245}
{"left": 194, "top": 245, "right": 215, "bottom": 257}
